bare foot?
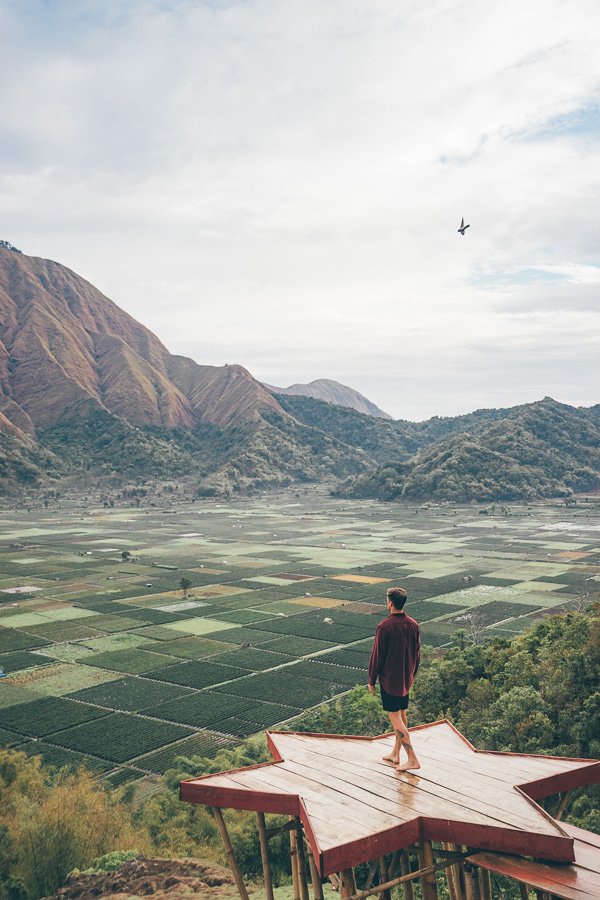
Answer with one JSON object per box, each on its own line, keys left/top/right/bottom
{"left": 382, "top": 754, "right": 399, "bottom": 764}
{"left": 396, "top": 759, "right": 421, "bottom": 772}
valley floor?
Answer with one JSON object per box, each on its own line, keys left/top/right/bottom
{"left": 1, "top": 487, "right": 599, "bottom": 786}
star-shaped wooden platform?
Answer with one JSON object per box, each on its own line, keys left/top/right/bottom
{"left": 180, "top": 721, "right": 600, "bottom": 876}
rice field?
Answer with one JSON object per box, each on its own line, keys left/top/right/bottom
{"left": 1, "top": 487, "right": 599, "bottom": 782}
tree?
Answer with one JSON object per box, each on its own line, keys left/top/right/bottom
{"left": 121, "top": 550, "right": 131, "bottom": 561}
{"left": 179, "top": 577, "right": 192, "bottom": 598}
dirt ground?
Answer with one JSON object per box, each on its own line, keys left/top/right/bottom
{"left": 49, "top": 857, "right": 338, "bottom": 899}
{"left": 51, "top": 857, "right": 243, "bottom": 899}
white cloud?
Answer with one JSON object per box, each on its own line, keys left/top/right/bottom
{"left": 1, "top": 0, "right": 599, "bottom": 418}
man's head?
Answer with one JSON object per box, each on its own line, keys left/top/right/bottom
{"left": 386, "top": 587, "right": 407, "bottom": 610}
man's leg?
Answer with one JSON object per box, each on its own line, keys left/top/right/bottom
{"left": 382, "top": 714, "right": 401, "bottom": 763}
{"left": 389, "top": 709, "right": 420, "bottom": 771}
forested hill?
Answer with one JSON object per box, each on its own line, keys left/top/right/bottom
{"left": 334, "top": 398, "right": 600, "bottom": 502}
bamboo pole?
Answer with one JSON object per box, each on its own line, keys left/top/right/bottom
{"left": 555, "top": 791, "right": 570, "bottom": 820}
{"left": 378, "top": 856, "right": 391, "bottom": 900}
{"left": 290, "top": 824, "right": 301, "bottom": 900}
{"left": 388, "top": 851, "right": 400, "bottom": 879}
{"left": 345, "top": 856, "right": 463, "bottom": 900}
{"left": 341, "top": 868, "right": 357, "bottom": 898}
{"left": 418, "top": 842, "right": 439, "bottom": 900}
{"left": 441, "top": 843, "right": 458, "bottom": 900}
{"left": 210, "top": 807, "right": 250, "bottom": 900}
{"left": 399, "top": 851, "right": 414, "bottom": 900}
{"left": 364, "top": 859, "right": 379, "bottom": 891}
{"left": 256, "top": 812, "right": 274, "bottom": 900}
{"left": 463, "top": 864, "right": 480, "bottom": 900}
{"left": 478, "top": 867, "right": 492, "bottom": 900}
{"left": 294, "top": 818, "right": 310, "bottom": 900}
{"left": 305, "top": 838, "right": 324, "bottom": 900}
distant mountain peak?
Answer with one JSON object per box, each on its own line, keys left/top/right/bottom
{"left": 265, "top": 378, "right": 392, "bottom": 419}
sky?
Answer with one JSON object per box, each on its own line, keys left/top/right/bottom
{"left": 1, "top": 0, "right": 599, "bottom": 420}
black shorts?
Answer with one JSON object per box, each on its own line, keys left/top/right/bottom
{"left": 380, "top": 686, "right": 410, "bottom": 712}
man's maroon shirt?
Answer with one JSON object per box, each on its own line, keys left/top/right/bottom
{"left": 368, "top": 611, "right": 421, "bottom": 697}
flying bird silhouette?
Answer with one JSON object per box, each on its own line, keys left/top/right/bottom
{"left": 458, "top": 217, "right": 470, "bottom": 235}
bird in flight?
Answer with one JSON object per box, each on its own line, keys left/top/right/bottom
{"left": 458, "top": 217, "right": 470, "bottom": 235}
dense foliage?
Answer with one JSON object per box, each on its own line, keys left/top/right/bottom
{"left": 0, "top": 751, "right": 148, "bottom": 899}
{"left": 338, "top": 399, "right": 600, "bottom": 501}
{"left": 0, "top": 432, "right": 58, "bottom": 494}
{"left": 1, "top": 609, "right": 597, "bottom": 897}
{"left": 2, "top": 393, "right": 599, "bottom": 500}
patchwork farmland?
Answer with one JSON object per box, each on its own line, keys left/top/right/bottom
{"left": 1, "top": 489, "right": 599, "bottom": 786}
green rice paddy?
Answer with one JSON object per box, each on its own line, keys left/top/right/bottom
{"left": 1, "top": 489, "right": 598, "bottom": 783}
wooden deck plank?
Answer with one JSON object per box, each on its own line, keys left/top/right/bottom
{"left": 181, "top": 723, "right": 599, "bottom": 868}
{"left": 468, "top": 846, "right": 600, "bottom": 899}
{"left": 286, "top": 733, "right": 563, "bottom": 834}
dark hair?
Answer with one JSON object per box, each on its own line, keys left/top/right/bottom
{"left": 386, "top": 587, "right": 407, "bottom": 610}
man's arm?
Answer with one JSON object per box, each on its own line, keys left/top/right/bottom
{"left": 368, "top": 624, "right": 384, "bottom": 690}
{"left": 413, "top": 625, "right": 421, "bottom": 678}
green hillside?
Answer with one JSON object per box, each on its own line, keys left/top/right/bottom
{"left": 337, "top": 398, "right": 600, "bottom": 501}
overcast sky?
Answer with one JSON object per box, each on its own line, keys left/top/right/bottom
{"left": 1, "top": 0, "right": 599, "bottom": 420}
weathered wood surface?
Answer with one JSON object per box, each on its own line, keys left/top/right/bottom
{"left": 180, "top": 722, "right": 600, "bottom": 876}
{"left": 467, "top": 822, "right": 600, "bottom": 900}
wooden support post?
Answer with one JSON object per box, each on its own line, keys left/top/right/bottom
{"left": 364, "top": 860, "right": 379, "bottom": 891}
{"left": 290, "top": 824, "right": 301, "bottom": 900}
{"left": 463, "top": 863, "right": 480, "bottom": 900}
{"left": 294, "top": 817, "right": 310, "bottom": 900}
{"left": 441, "top": 843, "right": 457, "bottom": 900}
{"left": 256, "top": 812, "right": 274, "bottom": 900}
{"left": 388, "top": 852, "right": 401, "bottom": 880}
{"left": 477, "top": 867, "right": 492, "bottom": 900}
{"left": 378, "top": 856, "right": 391, "bottom": 900}
{"left": 417, "top": 842, "right": 439, "bottom": 900}
{"left": 340, "top": 868, "right": 357, "bottom": 899}
{"left": 400, "top": 851, "right": 414, "bottom": 900}
{"left": 518, "top": 885, "right": 529, "bottom": 900}
{"left": 305, "top": 838, "right": 324, "bottom": 900}
{"left": 210, "top": 807, "right": 250, "bottom": 900}
{"left": 555, "top": 791, "right": 570, "bottom": 820}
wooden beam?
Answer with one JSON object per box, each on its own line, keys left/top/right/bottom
{"left": 399, "top": 851, "right": 414, "bottom": 900}
{"left": 480, "top": 867, "right": 492, "bottom": 900}
{"left": 341, "top": 868, "right": 357, "bottom": 899}
{"left": 518, "top": 885, "right": 529, "bottom": 900}
{"left": 418, "top": 842, "right": 439, "bottom": 900}
{"left": 294, "top": 817, "right": 310, "bottom": 900}
{"left": 364, "top": 859, "right": 379, "bottom": 891}
{"left": 290, "top": 823, "right": 301, "bottom": 900}
{"left": 210, "top": 807, "right": 250, "bottom": 900}
{"left": 387, "top": 851, "right": 401, "bottom": 880}
{"left": 256, "top": 812, "right": 274, "bottom": 900}
{"left": 266, "top": 819, "right": 301, "bottom": 840}
{"left": 441, "top": 843, "right": 458, "bottom": 900}
{"left": 346, "top": 857, "right": 462, "bottom": 900}
{"left": 463, "top": 864, "right": 480, "bottom": 900}
{"left": 305, "top": 838, "right": 324, "bottom": 900}
{"left": 555, "top": 791, "right": 570, "bottom": 820}
{"left": 378, "top": 856, "right": 391, "bottom": 900}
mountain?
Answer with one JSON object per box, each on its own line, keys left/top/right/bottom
{"left": 337, "top": 398, "right": 600, "bottom": 502}
{"left": 1, "top": 247, "right": 598, "bottom": 501}
{"left": 0, "top": 248, "right": 282, "bottom": 431}
{"left": 265, "top": 378, "right": 392, "bottom": 419}
{"left": 0, "top": 247, "right": 369, "bottom": 493}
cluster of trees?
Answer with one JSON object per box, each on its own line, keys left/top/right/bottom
{"left": 338, "top": 399, "right": 600, "bottom": 502}
{"left": 0, "top": 753, "right": 148, "bottom": 899}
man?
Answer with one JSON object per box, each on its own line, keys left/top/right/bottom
{"left": 367, "top": 587, "right": 421, "bottom": 771}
